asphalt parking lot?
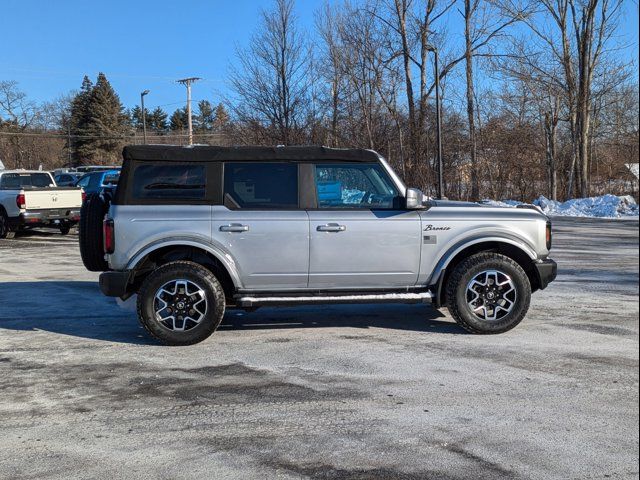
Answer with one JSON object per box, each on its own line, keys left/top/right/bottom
{"left": 0, "top": 218, "right": 638, "bottom": 480}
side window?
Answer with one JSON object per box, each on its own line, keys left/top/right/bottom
{"left": 76, "top": 176, "right": 90, "bottom": 188}
{"left": 132, "top": 164, "right": 206, "bottom": 201}
{"left": 0, "top": 173, "right": 53, "bottom": 189}
{"left": 224, "top": 162, "right": 298, "bottom": 209}
{"left": 314, "top": 163, "right": 400, "bottom": 209}
{"left": 0, "top": 174, "right": 21, "bottom": 189}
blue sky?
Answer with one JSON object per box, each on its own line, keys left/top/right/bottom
{"left": 1, "top": 0, "right": 638, "bottom": 115}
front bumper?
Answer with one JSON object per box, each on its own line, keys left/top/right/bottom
{"left": 534, "top": 258, "right": 557, "bottom": 290}
{"left": 99, "top": 270, "right": 132, "bottom": 297}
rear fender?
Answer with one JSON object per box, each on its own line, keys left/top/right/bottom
{"left": 126, "top": 236, "right": 242, "bottom": 288}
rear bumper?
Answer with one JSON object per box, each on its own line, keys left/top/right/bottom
{"left": 99, "top": 270, "right": 132, "bottom": 297}
{"left": 534, "top": 258, "right": 557, "bottom": 290}
{"left": 14, "top": 209, "right": 81, "bottom": 227}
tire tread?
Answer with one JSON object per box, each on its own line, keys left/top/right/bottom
{"left": 446, "top": 252, "right": 531, "bottom": 334}
{"left": 79, "top": 193, "right": 109, "bottom": 271}
{"left": 136, "top": 261, "right": 226, "bottom": 345}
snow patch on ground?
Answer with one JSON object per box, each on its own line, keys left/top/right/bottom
{"left": 481, "top": 194, "right": 639, "bottom": 218}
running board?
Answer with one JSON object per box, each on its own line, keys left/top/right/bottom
{"left": 235, "top": 291, "right": 433, "bottom": 308}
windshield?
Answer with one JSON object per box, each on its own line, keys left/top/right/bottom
{"left": 0, "top": 173, "right": 54, "bottom": 189}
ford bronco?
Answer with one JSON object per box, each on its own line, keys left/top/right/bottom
{"left": 81, "top": 145, "right": 557, "bottom": 345}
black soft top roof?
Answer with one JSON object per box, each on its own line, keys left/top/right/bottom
{"left": 122, "top": 145, "right": 381, "bottom": 163}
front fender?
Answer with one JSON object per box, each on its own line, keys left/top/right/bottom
{"left": 425, "top": 227, "right": 539, "bottom": 287}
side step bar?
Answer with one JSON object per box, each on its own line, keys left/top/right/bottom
{"left": 235, "top": 291, "right": 433, "bottom": 308}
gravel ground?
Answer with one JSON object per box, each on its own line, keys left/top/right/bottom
{"left": 0, "top": 217, "right": 638, "bottom": 480}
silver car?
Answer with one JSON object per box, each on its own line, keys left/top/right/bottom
{"left": 81, "top": 145, "right": 557, "bottom": 345}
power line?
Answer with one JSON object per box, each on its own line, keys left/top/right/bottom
{"left": 0, "top": 130, "right": 225, "bottom": 140}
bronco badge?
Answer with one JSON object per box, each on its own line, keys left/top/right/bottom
{"left": 424, "top": 224, "right": 451, "bottom": 231}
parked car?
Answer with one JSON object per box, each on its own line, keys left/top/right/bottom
{"left": 74, "top": 165, "right": 120, "bottom": 174}
{"left": 54, "top": 173, "right": 81, "bottom": 187}
{"left": 0, "top": 170, "right": 84, "bottom": 238}
{"left": 81, "top": 145, "right": 557, "bottom": 345}
{"left": 75, "top": 170, "right": 120, "bottom": 196}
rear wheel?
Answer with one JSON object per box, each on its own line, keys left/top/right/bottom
{"left": 446, "top": 253, "right": 531, "bottom": 334}
{"left": 0, "top": 210, "right": 15, "bottom": 239}
{"left": 137, "top": 261, "right": 226, "bottom": 346}
{"left": 59, "top": 223, "right": 72, "bottom": 235}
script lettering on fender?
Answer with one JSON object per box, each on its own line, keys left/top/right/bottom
{"left": 424, "top": 224, "right": 451, "bottom": 231}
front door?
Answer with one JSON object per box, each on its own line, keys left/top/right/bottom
{"left": 212, "top": 162, "right": 309, "bottom": 291}
{"left": 308, "top": 163, "right": 422, "bottom": 289}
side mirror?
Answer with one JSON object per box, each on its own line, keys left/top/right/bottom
{"left": 405, "top": 188, "right": 425, "bottom": 209}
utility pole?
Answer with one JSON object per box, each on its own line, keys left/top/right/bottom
{"left": 426, "top": 45, "right": 444, "bottom": 200}
{"left": 177, "top": 77, "right": 201, "bottom": 145}
{"left": 140, "top": 90, "right": 150, "bottom": 144}
{"left": 64, "top": 113, "right": 72, "bottom": 166}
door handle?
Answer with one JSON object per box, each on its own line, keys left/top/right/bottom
{"left": 316, "top": 223, "right": 346, "bottom": 232}
{"left": 219, "top": 224, "right": 249, "bottom": 233}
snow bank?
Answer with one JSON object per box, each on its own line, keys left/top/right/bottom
{"left": 481, "top": 194, "right": 639, "bottom": 218}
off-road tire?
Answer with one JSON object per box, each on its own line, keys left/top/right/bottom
{"left": 446, "top": 252, "right": 531, "bottom": 334}
{"left": 137, "top": 261, "right": 226, "bottom": 346}
{"left": 0, "top": 209, "right": 15, "bottom": 239}
{"left": 79, "top": 193, "right": 109, "bottom": 271}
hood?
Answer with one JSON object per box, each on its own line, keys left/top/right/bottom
{"left": 427, "top": 199, "right": 481, "bottom": 208}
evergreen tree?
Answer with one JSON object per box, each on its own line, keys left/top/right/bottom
{"left": 196, "top": 100, "right": 215, "bottom": 132}
{"left": 129, "top": 105, "right": 150, "bottom": 130}
{"left": 213, "top": 103, "right": 230, "bottom": 131}
{"left": 70, "top": 73, "right": 126, "bottom": 164}
{"left": 148, "top": 107, "right": 168, "bottom": 133}
{"left": 170, "top": 108, "right": 188, "bottom": 131}
{"left": 69, "top": 76, "right": 93, "bottom": 164}
{"left": 79, "top": 73, "right": 126, "bottom": 162}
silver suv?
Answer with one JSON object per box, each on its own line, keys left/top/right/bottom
{"left": 81, "top": 145, "right": 557, "bottom": 345}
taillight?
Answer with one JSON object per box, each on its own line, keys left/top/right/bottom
{"left": 546, "top": 220, "right": 552, "bottom": 250}
{"left": 16, "top": 193, "right": 25, "bottom": 209}
{"left": 81, "top": 190, "right": 86, "bottom": 203}
{"left": 103, "top": 218, "right": 115, "bottom": 254}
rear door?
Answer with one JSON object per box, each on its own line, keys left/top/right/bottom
{"left": 211, "top": 162, "right": 309, "bottom": 290}
{"left": 307, "top": 162, "right": 422, "bottom": 289}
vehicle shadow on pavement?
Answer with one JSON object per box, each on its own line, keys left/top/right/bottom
{"left": 0, "top": 281, "right": 466, "bottom": 343}
{"left": 221, "top": 304, "right": 466, "bottom": 334}
{"left": 0, "top": 281, "right": 154, "bottom": 345}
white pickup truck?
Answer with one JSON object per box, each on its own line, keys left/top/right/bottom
{"left": 0, "top": 170, "right": 84, "bottom": 239}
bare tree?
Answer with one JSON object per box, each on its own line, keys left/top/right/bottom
{"left": 460, "top": 0, "right": 528, "bottom": 199}
{"left": 229, "top": 0, "right": 310, "bottom": 145}
{"left": 508, "top": 0, "right": 625, "bottom": 197}
{"left": 0, "top": 81, "right": 40, "bottom": 128}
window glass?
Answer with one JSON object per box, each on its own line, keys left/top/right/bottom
{"left": 0, "top": 173, "right": 53, "bottom": 189}
{"left": 76, "top": 175, "right": 90, "bottom": 188}
{"left": 224, "top": 163, "right": 298, "bottom": 209}
{"left": 132, "top": 164, "right": 206, "bottom": 200}
{"left": 314, "top": 163, "right": 399, "bottom": 209}
{"left": 102, "top": 172, "right": 120, "bottom": 186}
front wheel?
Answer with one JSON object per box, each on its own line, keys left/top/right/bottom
{"left": 446, "top": 253, "right": 531, "bottom": 334}
{"left": 136, "top": 261, "right": 226, "bottom": 345}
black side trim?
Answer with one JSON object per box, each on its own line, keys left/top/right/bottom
{"left": 99, "top": 271, "right": 132, "bottom": 297}
{"left": 534, "top": 259, "right": 557, "bottom": 290}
